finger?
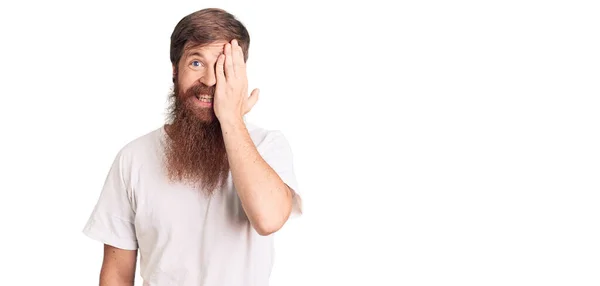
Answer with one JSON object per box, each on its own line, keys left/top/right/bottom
{"left": 232, "top": 39, "right": 246, "bottom": 76}
{"left": 245, "top": 88, "right": 260, "bottom": 114}
{"left": 215, "top": 54, "right": 226, "bottom": 86}
{"left": 224, "top": 42, "right": 235, "bottom": 79}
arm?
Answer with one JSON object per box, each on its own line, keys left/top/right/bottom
{"left": 213, "top": 39, "right": 295, "bottom": 235}
{"left": 82, "top": 148, "right": 139, "bottom": 284}
{"left": 99, "top": 244, "right": 137, "bottom": 286}
{"left": 221, "top": 120, "right": 293, "bottom": 236}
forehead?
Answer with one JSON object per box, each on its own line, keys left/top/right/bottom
{"left": 184, "top": 41, "right": 227, "bottom": 59}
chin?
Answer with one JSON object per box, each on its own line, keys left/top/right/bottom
{"left": 183, "top": 98, "right": 215, "bottom": 123}
{"left": 199, "top": 115, "right": 216, "bottom": 123}
{"left": 193, "top": 109, "right": 217, "bottom": 123}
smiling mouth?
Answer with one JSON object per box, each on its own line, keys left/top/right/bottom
{"left": 195, "top": 95, "right": 213, "bottom": 103}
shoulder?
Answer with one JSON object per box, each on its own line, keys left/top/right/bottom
{"left": 123, "top": 126, "right": 163, "bottom": 151}
{"left": 245, "top": 121, "right": 289, "bottom": 150}
{"left": 112, "top": 126, "right": 164, "bottom": 165}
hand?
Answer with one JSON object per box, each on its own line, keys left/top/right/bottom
{"left": 214, "top": 39, "right": 259, "bottom": 124}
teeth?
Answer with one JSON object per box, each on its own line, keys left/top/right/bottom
{"left": 197, "top": 97, "right": 213, "bottom": 102}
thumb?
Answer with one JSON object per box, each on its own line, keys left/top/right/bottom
{"left": 245, "top": 88, "right": 260, "bottom": 114}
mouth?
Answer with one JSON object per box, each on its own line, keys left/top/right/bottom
{"left": 195, "top": 94, "right": 213, "bottom": 103}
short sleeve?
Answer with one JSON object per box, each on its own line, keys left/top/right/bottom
{"left": 260, "top": 131, "right": 303, "bottom": 216}
{"left": 82, "top": 150, "right": 138, "bottom": 250}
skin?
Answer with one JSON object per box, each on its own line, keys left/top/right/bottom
{"left": 215, "top": 40, "right": 294, "bottom": 235}
{"left": 100, "top": 39, "right": 294, "bottom": 284}
{"left": 175, "top": 39, "right": 293, "bottom": 234}
{"left": 99, "top": 245, "right": 137, "bottom": 285}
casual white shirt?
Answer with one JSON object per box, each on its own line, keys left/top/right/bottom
{"left": 83, "top": 122, "right": 302, "bottom": 286}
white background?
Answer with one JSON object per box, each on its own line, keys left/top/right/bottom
{"left": 0, "top": 0, "right": 599, "bottom": 285}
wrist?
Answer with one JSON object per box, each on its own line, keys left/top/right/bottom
{"left": 218, "top": 115, "right": 245, "bottom": 130}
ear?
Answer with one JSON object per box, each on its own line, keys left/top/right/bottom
{"left": 172, "top": 64, "right": 177, "bottom": 83}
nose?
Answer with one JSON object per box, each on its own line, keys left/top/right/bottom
{"left": 199, "top": 68, "right": 217, "bottom": 86}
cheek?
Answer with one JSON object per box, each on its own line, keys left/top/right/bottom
{"left": 178, "top": 69, "right": 202, "bottom": 89}
{"left": 177, "top": 76, "right": 195, "bottom": 92}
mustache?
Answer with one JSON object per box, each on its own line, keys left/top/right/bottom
{"left": 186, "top": 82, "right": 215, "bottom": 97}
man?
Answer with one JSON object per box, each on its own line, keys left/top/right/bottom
{"left": 83, "top": 8, "right": 302, "bottom": 286}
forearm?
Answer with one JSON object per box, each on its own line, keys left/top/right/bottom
{"left": 221, "top": 118, "right": 293, "bottom": 235}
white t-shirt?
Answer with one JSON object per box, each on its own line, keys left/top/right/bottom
{"left": 83, "top": 122, "right": 302, "bottom": 286}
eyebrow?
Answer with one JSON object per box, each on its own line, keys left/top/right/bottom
{"left": 187, "top": 52, "right": 205, "bottom": 59}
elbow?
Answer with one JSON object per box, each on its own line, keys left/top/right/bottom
{"left": 253, "top": 218, "right": 284, "bottom": 236}
{"left": 255, "top": 226, "right": 278, "bottom": 236}
{"left": 252, "top": 206, "right": 292, "bottom": 236}
{"left": 250, "top": 186, "right": 294, "bottom": 236}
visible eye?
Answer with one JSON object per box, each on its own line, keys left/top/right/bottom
{"left": 189, "top": 60, "right": 204, "bottom": 70}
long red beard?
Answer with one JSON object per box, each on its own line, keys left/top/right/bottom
{"left": 163, "top": 79, "right": 230, "bottom": 195}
